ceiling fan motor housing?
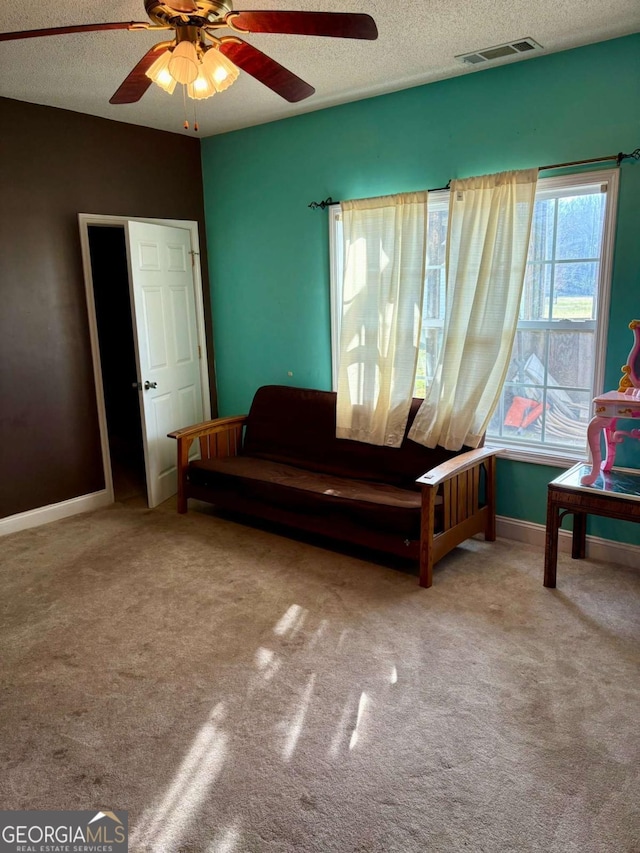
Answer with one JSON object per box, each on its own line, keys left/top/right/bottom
{"left": 144, "top": 0, "right": 233, "bottom": 27}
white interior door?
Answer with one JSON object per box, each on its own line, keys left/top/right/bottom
{"left": 126, "top": 221, "right": 204, "bottom": 507}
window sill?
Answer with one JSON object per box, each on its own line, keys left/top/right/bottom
{"left": 488, "top": 440, "right": 586, "bottom": 468}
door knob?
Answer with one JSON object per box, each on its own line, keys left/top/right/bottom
{"left": 144, "top": 380, "right": 158, "bottom": 390}
{"left": 131, "top": 381, "right": 142, "bottom": 390}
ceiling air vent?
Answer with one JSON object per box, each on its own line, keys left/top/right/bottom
{"left": 456, "top": 38, "right": 542, "bottom": 66}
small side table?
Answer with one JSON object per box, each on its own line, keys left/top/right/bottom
{"left": 544, "top": 462, "right": 640, "bottom": 587}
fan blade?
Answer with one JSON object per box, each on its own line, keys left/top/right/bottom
{"left": 163, "top": 0, "right": 198, "bottom": 12}
{"left": 219, "top": 39, "right": 314, "bottom": 102}
{"left": 227, "top": 11, "right": 378, "bottom": 40}
{"left": 0, "top": 21, "right": 146, "bottom": 42}
{"left": 110, "top": 46, "right": 163, "bottom": 104}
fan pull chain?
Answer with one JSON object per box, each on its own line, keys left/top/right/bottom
{"left": 193, "top": 99, "right": 199, "bottom": 133}
{"left": 182, "top": 85, "right": 189, "bottom": 131}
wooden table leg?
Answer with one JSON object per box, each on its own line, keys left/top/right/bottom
{"left": 572, "top": 511, "right": 587, "bottom": 559}
{"left": 544, "top": 493, "right": 560, "bottom": 588}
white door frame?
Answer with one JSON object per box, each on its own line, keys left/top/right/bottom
{"left": 78, "top": 213, "right": 211, "bottom": 505}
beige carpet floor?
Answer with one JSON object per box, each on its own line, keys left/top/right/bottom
{"left": 1, "top": 498, "right": 639, "bottom": 853}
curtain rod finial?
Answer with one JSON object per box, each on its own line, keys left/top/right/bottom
{"left": 308, "top": 197, "right": 335, "bottom": 210}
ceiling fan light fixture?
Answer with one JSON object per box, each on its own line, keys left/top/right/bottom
{"left": 4, "top": 7, "right": 379, "bottom": 120}
{"left": 145, "top": 49, "right": 177, "bottom": 94}
{"left": 202, "top": 46, "right": 239, "bottom": 92}
{"left": 168, "top": 39, "right": 199, "bottom": 84}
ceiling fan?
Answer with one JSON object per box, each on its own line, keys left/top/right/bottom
{"left": 0, "top": 1, "right": 378, "bottom": 115}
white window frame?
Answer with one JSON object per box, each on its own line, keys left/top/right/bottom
{"left": 329, "top": 168, "right": 619, "bottom": 466}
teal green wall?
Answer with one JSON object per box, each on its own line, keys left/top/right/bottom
{"left": 202, "top": 34, "right": 640, "bottom": 546}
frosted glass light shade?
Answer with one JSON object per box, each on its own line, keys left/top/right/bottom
{"left": 168, "top": 40, "right": 199, "bottom": 84}
{"left": 202, "top": 47, "right": 239, "bottom": 93}
{"left": 145, "top": 49, "right": 177, "bottom": 94}
{"left": 187, "top": 68, "right": 217, "bottom": 100}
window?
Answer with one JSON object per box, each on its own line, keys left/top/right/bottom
{"left": 415, "top": 192, "right": 448, "bottom": 397}
{"left": 329, "top": 169, "right": 619, "bottom": 463}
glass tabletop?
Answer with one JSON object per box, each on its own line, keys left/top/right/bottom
{"left": 552, "top": 463, "right": 640, "bottom": 502}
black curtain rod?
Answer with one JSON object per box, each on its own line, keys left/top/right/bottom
{"left": 308, "top": 148, "right": 640, "bottom": 210}
{"left": 537, "top": 148, "right": 639, "bottom": 172}
{"left": 308, "top": 181, "right": 451, "bottom": 210}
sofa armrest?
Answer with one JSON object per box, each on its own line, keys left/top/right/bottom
{"left": 168, "top": 414, "right": 248, "bottom": 442}
{"left": 416, "top": 446, "right": 500, "bottom": 589}
{"left": 416, "top": 446, "right": 500, "bottom": 487}
{"left": 168, "top": 414, "right": 247, "bottom": 513}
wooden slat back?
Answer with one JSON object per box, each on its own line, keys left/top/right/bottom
{"left": 441, "top": 462, "right": 486, "bottom": 532}
{"left": 450, "top": 476, "right": 458, "bottom": 526}
{"left": 220, "top": 429, "right": 229, "bottom": 456}
{"left": 228, "top": 425, "right": 240, "bottom": 456}
{"left": 458, "top": 469, "right": 467, "bottom": 522}
{"left": 472, "top": 466, "right": 480, "bottom": 514}
{"left": 443, "top": 480, "right": 451, "bottom": 529}
{"left": 199, "top": 434, "right": 211, "bottom": 459}
{"left": 198, "top": 424, "right": 244, "bottom": 461}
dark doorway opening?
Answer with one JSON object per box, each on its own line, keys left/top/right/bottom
{"left": 88, "top": 226, "right": 147, "bottom": 502}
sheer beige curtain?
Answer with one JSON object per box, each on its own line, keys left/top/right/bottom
{"left": 409, "top": 169, "right": 538, "bottom": 450}
{"left": 336, "top": 192, "right": 428, "bottom": 447}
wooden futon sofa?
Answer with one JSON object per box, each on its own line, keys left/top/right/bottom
{"left": 169, "top": 385, "right": 498, "bottom": 587}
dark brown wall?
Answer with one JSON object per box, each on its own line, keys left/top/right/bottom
{"left": 0, "top": 97, "right": 216, "bottom": 518}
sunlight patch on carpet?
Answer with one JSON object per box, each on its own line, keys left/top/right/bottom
{"left": 349, "top": 691, "right": 370, "bottom": 751}
{"left": 307, "top": 619, "right": 329, "bottom": 649}
{"left": 282, "top": 673, "right": 316, "bottom": 762}
{"left": 206, "top": 819, "right": 242, "bottom": 853}
{"left": 254, "top": 646, "right": 281, "bottom": 683}
{"left": 273, "top": 604, "right": 306, "bottom": 636}
{"left": 131, "top": 702, "right": 228, "bottom": 852}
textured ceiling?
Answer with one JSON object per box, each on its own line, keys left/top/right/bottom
{"left": 1, "top": 0, "right": 639, "bottom": 138}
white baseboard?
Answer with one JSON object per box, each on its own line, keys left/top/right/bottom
{"left": 497, "top": 515, "right": 640, "bottom": 569}
{"left": 0, "top": 491, "right": 112, "bottom": 537}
